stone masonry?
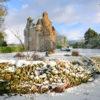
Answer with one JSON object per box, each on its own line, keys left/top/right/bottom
{"left": 24, "top": 12, "right": 56, "bottom": 51}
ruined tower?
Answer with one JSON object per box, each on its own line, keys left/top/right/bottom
{"left": 24, "top": 12, "right": 56, "bottom": 51}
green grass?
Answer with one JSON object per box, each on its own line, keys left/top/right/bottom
{"left": 0, "top": 46, "right": 25, "bottom": 53}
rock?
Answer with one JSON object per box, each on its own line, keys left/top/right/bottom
{"left": 31, "top": 85, "right": 38, "bottom": 93}
{"left": 3, "top": 64, "right": 15, "bottom": 73}
{"left": 51, "top": 69, "right": 58, "bottom": 75}
{"left": 40, "top": 85, "right": 49, "bottom": 93}
{"left": 0, "top": 59, "right": 92, "bottom": 94}
{"left": 15, "top": 68, "right": 22, "bottom": 75}
{"left": 3, "top": 72, "right": 14, "bottom": 81}
{"left": 51, "top": 85, "right": 65, "bottom": 93}
{"left": 63, "top": 83, "right": 70, "bottom": 89}
{"left": 39, "top": 73, "right": 47, "bottom": 78}
{"left": 88, "top": 77, "right": 94, "bottom": 82}
{"left": 19, "top": 86, "right": 30, "bottom": 94}
{"left": 14, "top": 53, "right": 25, "bottom": 59}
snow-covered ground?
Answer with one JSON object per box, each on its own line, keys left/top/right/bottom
{"left": 0, "top": 75, "right": 100, "bottom": 100}
{"left": 0, "top": 49, "right": 100, "bottom": 100}
{"left": 0, "top": 49, "right": 100, "bottom": 60}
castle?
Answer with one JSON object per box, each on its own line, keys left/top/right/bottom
{"left": 24, "top": 12, "right": 56, "bottom": 51}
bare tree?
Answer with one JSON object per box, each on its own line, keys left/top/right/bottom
{"left": 9, "top": 29, "right": 25, "bottom": 50}
{"left": 0, "top": 0, "right": 9, "bottom": 30}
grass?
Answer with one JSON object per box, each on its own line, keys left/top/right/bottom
{"left": 91, "top": 56, "right": 100, "bottom": 73}
{"left": 0, "top": 46, "right": 25, "bottom": 53}
{"left": 91, "top": 57, "right": 100, "bottom": 63}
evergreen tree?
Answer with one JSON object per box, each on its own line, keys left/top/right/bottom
{"left": 84, "top": 28, "right": 98, "bottom": 44}
{"left": 84, "top": 28, "right": 100, "bottom": 48}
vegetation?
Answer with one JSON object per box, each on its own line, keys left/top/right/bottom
{"left": 84, "top": 28, "right": 100, "bottom": 48}
{"left": 0, "top": 81, "right": 10, "bottom": 95}
{"left": 70, "top": 28, "right": 100, "bottom": 49}
{"left": 84, "top": 28, "right": 98, "bottom": 44}
{"left": 0, "top": 60, "right": 92, "bottom": 94}
{"left": 71, "top": 51, "right": 79, "bottom": 56}
{"left": 10, "top": 29, "right": 25, "bottom": 50}
{"left": 91, "top": 57, "right": 100, "bottom": 73}
{"left": 0, "top": 31, "right": 7, "bottom": 46}
{"left": 0, "top": 0, "right": 9, "bottom": 49}
{"left": 70, "top": 41, "right": 85, "bottom": 48}
{"left": 0, "top": 45, "right": 24, "bottom": 53}
{"left": 0, "top": 0, "right": 9, "bottom": 28}
{"left": 56, "top": 43, "right": 62, "bottom": 49}
{"left": 56, "top": 35, "right": 68, "bottom": 49}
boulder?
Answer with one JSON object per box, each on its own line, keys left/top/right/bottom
{"left": 51, "top": 86, "right": 65, "bottom": 93}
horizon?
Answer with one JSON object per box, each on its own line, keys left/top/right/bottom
{"left": 4, "top": 0, "right": 100, "bottom": 44}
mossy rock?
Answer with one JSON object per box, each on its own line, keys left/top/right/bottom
{"left": 0, "top": 81, "right": 10, "bottom": 95}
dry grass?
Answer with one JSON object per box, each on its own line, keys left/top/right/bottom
{"left": 91, "top": 56, "right": 100, "bottom": 73}
{"left": 71, "top": 51, "right": 79, "bottom": 56}
{"left": 91, "top": 56, "right": 100, "bottom": 64}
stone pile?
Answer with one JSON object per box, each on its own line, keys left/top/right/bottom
{"left": 0, "top": 60, "right": 93, "bottom": 94}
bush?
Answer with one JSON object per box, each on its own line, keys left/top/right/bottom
{"left": 71, "top": 51, "right": 79, "bottom": 56}
{"left": 0, "top": 81, "right": 10, "bottom": 95}
{"left": 56, "top": 44, "right": 62, "bottom": 49}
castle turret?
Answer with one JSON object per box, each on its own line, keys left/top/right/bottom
{"left": 35, "top": 19, "right": 42, "bottom": 31}
{"left": 43, "top": 11, "right": 48, "bottom": 18}
{"left": 24, "top": 12, "right": 57, "bottom": 51}
{"left": 26, "top": 16, "right": 33, "bottom": 28}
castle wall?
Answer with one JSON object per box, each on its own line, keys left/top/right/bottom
{"left": 24, "top": 12, "right": 56, "bottom": 52}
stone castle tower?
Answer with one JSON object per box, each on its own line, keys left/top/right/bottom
{"left": 24, "top": 12, "right": 56, "bottom": 51}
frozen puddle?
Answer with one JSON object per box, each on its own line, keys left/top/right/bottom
{"left": 0, "top": 75, "right": 100, "bottom": 100}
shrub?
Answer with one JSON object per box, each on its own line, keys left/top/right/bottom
{"left": 2, "top": 41, "right": 7, "bottom": 47}
{"left": 56, "top": 44, "right": 62, "bottom": 49}
{"left": 71, "top": 51, "right": 79, "bottom": 56}
{"left": 0, "top": 81, "right": 10, "bottom": 95}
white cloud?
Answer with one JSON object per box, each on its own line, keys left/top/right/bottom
{"left": 94, "top": 12, "right": 100, "bottom": 23}
{"left": 51, "top": 5, "right": 78, "bottom": 24}
{"left": 22, "top": 4, "right": 28, "bottom": 9}
{"left": 5, "top": 24, "right": 24, "bottom": 44}
{"left": 60, "top": 29, "right": 84, "bottom": 40}
{"left": 4, "top": 0, "right": 100, "bottom": 43}
{"left": 5, "top": 3, "right": 37, "bottom": 44}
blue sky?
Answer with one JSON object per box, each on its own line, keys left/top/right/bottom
{"left": 5, "top": 0, "right": 100, "bottom": 43}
